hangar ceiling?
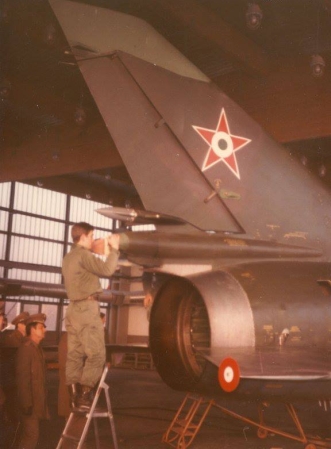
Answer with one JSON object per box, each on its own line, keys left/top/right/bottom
{"left": 1, "top": 0, "right": 331, "bottom": 206}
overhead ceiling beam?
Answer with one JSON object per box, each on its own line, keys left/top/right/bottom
{"left": 0, "top": 78, "right": 124, "bottom": 182}
{"left": 217, "top": 55, "right": 331, "bottom": 143}
{"left": 324, "top": 0, "right": 331, "bottom": 12}
{"left": 0, "top": 121, "right": 123, "bottom": 182}
{"left": 152, "top": 0, "right": 271, "bottom": 77}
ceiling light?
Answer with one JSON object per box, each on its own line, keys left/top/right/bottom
{"left": 74, "top": 107, "right": 87, "bottom": 126}
{"left": 310, "top": 54, "right": 325, "bottom": 78}
{"left": 44, "top": 23, "right": 57, "bottom": 46}
{"left": 300, "top": 155, "right": 308, "bottom": 167}
{"left": 0, "top": 3, "right": 9, "bottom": 22}
{"left": 246, "top": 3, "right": 263, "bottom": 31}
{"left": 319, "top": 164, "right": 326, "bottom": 177}
{"left": 0, "top": 79, "right": 11, "bottom": 99}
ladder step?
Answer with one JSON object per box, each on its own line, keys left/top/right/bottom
{"left": 62, "top": 434, "right": 80, "bottom": 442}
{"left": 176, "top": 419, "right": 198, "bottom": 428}
{"left": 71, "top": 408, "right": 89, "bottom": 415}
{"left": 172, "top": 427, "right": 196, "bottom": 436}
{"left": 90, "top": 412, "right": 109, "bottom": 418}
{"left": 71, "top": 406, "right": 107, "bottom": 416}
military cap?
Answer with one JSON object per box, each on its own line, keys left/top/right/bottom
{"left": 12, "top": 311, "right": 30, "bottom": 326}
{"left": 25, "top": 313, "right": 47, "bottom": 327}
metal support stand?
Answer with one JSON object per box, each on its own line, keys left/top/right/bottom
{"left": 164, "top": 393, "right": 331, "bottom": 449}
{"left": 162, "top": 393, "right": 213, "bottom": 449}
{"left": 212, "top": 400, "right": 331, "bottom": 449}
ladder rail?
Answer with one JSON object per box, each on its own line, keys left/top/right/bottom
{"left": 78, "top": 369, "right": 109, "bottom": 449}
{"left": 104, "top": 382, "right": 119, "bottom": 449}
{"left": 93, "top": 418, "right": 101, "bottom": 449}
{"left": 56, "top": 365, "right": 119, "bottom": 449}
{"left": 56, "top": 411, "right": 77, "bottom": 449}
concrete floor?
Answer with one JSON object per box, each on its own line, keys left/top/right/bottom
{"left": 38, "top": 368, "right": 331, "bottom": 449}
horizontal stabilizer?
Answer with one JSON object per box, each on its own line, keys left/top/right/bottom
{"left": 200, "top": 346, "right": 331, "bottom": 380}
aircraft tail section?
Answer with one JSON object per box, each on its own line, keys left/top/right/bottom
{"left": 50, "top": 0, "right": 331, "bottom": 256}
{"left": 76, "top": 52, "right": 243, "bottom": 233}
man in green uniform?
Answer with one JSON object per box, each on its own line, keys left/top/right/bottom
{"left": 16, "top": 313, "right": 48, "bottom": 449}
{"left": 62, "top": 222, "right": 120, "bottom": 409}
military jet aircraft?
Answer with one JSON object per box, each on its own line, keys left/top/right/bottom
{"left": 5, "top": 0, "right": 331, "bottom": 446}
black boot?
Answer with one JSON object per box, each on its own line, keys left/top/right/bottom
{"left": 67, "top": 384, "right": 79, "bottom": 409}
{"left": 76, "top": 385, "right": 93, "bottom": 411}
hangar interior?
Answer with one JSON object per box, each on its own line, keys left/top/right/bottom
{"left": 2, "top": 1, "right": 331, "bottom": 448}
{"left": 2, "top": 0, "right": 331, "bottom": 353}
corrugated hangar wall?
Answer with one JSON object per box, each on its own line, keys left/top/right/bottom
{"left": 0, "top": 181, "right": 149, "bottom": 346}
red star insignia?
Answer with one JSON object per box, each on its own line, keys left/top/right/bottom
{"left": 192, "top": 108, "right": 251, "bottom": 179}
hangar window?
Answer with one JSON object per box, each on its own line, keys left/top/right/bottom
{"left": 9, "top": 269, "right": 61, "bottom": 286}
{"left": 42, "top": 304, "right": 58, "bottom": 331}
{"left": 0, "top": 235, "right": 6, "bottom": 260}
{"left": 23, "top": 303, "right": 40, "bottom": 316}
{"left": 0, "top": 182, "right": 10, "bottom": 208}
{"left": 70, "top": 196, "right": 114, "bottom": 230}
{"left": 12, "top": 215, "right": 65, "bottom": 240}
{"left": 0, "top": 181, "right": 117, "bottom": 344}
{"left": 14, "top": 183, "right": 66, "bottom": 220}
{"left": 10, "top": 237, "right": 63, "bottom": 267}
{"left": 5, "top": 301, "right": 20, "bottom": 325}
{"left": 0, "top": 211, "right": 9, "bottom": 231}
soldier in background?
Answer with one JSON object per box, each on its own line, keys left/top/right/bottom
{"left": 2, "top": 312, "right": 30, "bottom": 447}
{"left": 0, "top": 311, "right": 6, "bottom": 331}
{"left": 0, "top": 312, "right": 6, "bottom": 449}
{"left": 2, "top": 314, "right": 8, "bottom": 330}
{"left": 3, "top": 311, "right": 30, "bottom": 347}
{"left": 0, "top": 314, "right": 9, "bottom": 341}
{"left": 16, "top": 313, "right": 49, "bottom": 449}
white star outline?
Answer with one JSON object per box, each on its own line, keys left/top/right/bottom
{"left": 192, "top": 108, "right": 251, "bottom": 180}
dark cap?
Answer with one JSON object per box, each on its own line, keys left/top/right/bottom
{"left": 12, "top": 312, "right": 30, "bottom": 326}
{"left": 26, "top": 313, "right": 47, "bottom": 327}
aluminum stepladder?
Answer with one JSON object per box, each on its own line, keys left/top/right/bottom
{"left": 56, "top": 365, "right": 119, "bottom": 449}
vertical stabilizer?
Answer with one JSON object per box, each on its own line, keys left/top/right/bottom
{"left": 50, "top": 0, "right": 331, "bottom": 257}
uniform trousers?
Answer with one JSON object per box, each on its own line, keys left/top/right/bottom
{"left": 18, "top": 414, "right": 39, "bottom": 449}
{"left": 65, "top": 297, "right": 105, "bottom": 387}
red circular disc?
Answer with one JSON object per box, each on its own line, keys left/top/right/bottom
{"left": 218, "top": 357, "right": 240, "bottom": 392}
